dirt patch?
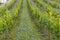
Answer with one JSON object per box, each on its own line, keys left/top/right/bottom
{"left": 7, "top": 0, "right": 12, "bottom": 4}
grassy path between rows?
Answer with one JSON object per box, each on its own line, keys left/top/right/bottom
{"left": 5, "top": 0, "right": 44, "bottom": 40}
{"left": 15, "top": 0, "right": 41, "bottom": 40}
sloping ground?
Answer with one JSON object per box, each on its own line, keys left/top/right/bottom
{"left": 0, "top": 0, "right": 50, "bottom": 40}
{"left": 15, "top": 0, "right": 41, "bottom": 40}
{"left": 6, "top": 0, "right": 44, "bottom": 40}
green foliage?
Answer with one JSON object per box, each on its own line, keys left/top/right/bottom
{"left": 0, "top": 0, "right": 17, "bottom": 16}
{"left": 0, "top": 0, "right": 23, "bottom": 34}
{"left": 28, "top": 0, "right": 60, "bottom": 39}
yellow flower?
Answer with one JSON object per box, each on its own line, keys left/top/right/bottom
{"left": 0, "top": 17, "right": 3, "bottom": 27}
{"left": 59, "top": 18, "right": 60, "bottom": 25}
{"left": 49, "top": 11, "right": 53, "bottom": 16}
